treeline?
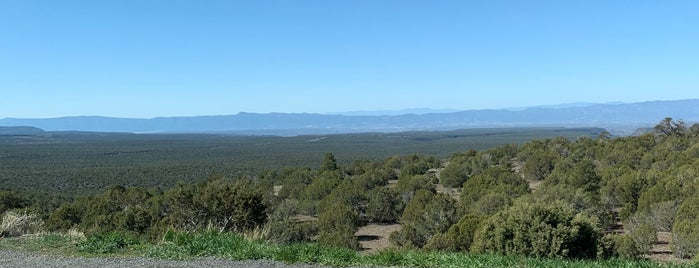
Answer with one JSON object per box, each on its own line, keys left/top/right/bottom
{"left": 2, "top": 118, "right": 699, "bottom": 261}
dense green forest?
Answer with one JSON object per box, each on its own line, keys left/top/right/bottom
{"left": 2, "top": 119, "right": 699, "bottom": 265}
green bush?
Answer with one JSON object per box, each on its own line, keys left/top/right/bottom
{"left": 615, "top": 234, "right": 641, "bottom": 259}
{"left": 320, "top": 153, "right": 339, "bottom": 172}
{"left": 0, "top": 191, "right": 29, "bottom": 215}
{"left": 317, "top": 203, "right": 360, "bottom": 250}
{"left": 472, "top": 200, "right": 601, "bottom": 259}
{"left": 160, "top": 179, "right": 267, "bottom": 233}
{"left": 672, "top": 195, "right": 699, "bottom": 259}
{"left": 302, "top": 176, "right": 341, "bottom": 202}
{"left": 390, "top": 190, "right": 456, "bottom": 248}
{"left": 317, "top": 224, "right": 360, "bottom": 250}
{"left": 317, "top": 179, "right": 367, "bottom": 214}
{"left": 267, "top": 199, "right": 298, "bottom": 223}
{"left": 365, "top": 188, "right": 403, "bottom": 224}
{"left": 45, "top": 178, "right": 268, "bottom": 237}
{"left": 193, "top": 179, "right": 268, "bottom": 232}
{"left": 522, "top": 150, "right": 557, "bottom": 181}
{"left": 424, "top": 214, "right": 483, "bottom": 252}
{"left": 598, "top": 234, "right": 641, "bottom": 259}
{"left": 277, "top": 167, "right": 313, "bottom": 199}
{"left": 597, "top": 234, "right": 616, "bottom": 259}
{"left": 440, "top": 161, "right": 471, "bottom": 188}
{"left": 675, "top": 226, "right": 699, "bottom": 259}
{"left": 459, "top": 167, "right": 529, "bottom": 217}
{"left": 626, "top": 217, "right": 658, "bottom": 255}
{"left": 599, "top": 169, "right": 645, "bottom": 219}
{"left": 396, "top": 175, "right": 435, "bottom": 200}
{"left": 264, "top": 220, "right": 318, "bottom": 244}
{"left": 45, "top": 203, "right": 84, "bottom": 231}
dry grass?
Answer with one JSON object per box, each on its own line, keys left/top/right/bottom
{"left": 435, "top": 183, "right": 461, "bottom": 200}
{"left": 0, "top": 210, "right": 43, "bottom": 237}
{"left": 243, "top": 225, "right": 271, "bottom": 241}
{"left": 290, "top": 214, "right": 318, "bottom": 223}
{"left": 273, "top": 185, "right": 282, "bottom": 196}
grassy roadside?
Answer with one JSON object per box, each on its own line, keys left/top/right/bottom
{"left": 0, "top": 230, "right": 691, "bottom": 268}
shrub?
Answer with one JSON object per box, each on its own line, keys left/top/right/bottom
{"left": 365, "top": 188, "right": 403, "bottom": 224}
{"left": 194, "top": 179, "right": 268, "bottom": 232}
{"left": 390, "top": 190, "right": 456, "bottom": 248}
{"left": 302, "top": 176, "right": 341, "bottom": 202}
{"left": 459, "top": 167, "right": 529, "bottom": 217}
{"left": 320, "top": 153, "right": 339, "bottom": 172}
{"left": 597, "top": 234, "right": 616, "bottom": 259}
{"left": 401, "top": 164, "right": 426, "bottom": 177}
{"left": 599, "top": 169, "right": 644, "bottom": 219}
{"left": 277, "top": 167, "right": 313, "bottom": 199}
{"left": 317, "top": 224, "right": 360, "bottom": 250}
{"left": 317, "top": 179, "right": 367, "bottom": 214}
{"left": 615, "top": 235, "right": 641, "bottom": 259}
{"left": 161, "top": 179, "right": 267, "bottom": 233}
{"left": 522, "top": 150, "right": 557, "bottom": 181}
{"left": 598, "top": 234, "right": 640, "bottom": 259}
{"left": 267, "top": 199, "right": 298, "bottom": 223}
{"left": 472, "top": 200, "right": 601, "bottom": 259}
{"left": 317, "top": 203, "right": 360, "bottom": 250}
{"left": 440, "top": 161, "right": 471, "bottom": 188}
{"left": 264, "top": 220, "right": 318, "bottom": 244}
{"left": 647, "top": 201, "right": 677, "bottom": 232}
{"left": 0, "top": 210, "right": 43, "bottom": 237}
{"left": 626, "top": 215, "right": 658, "bottom": 254}
{"left": 0, "top": 191, "right": 29, "bottom": 215}
{"left": 424, "top": 214, "right": 483, "bottom": 252}
{"left": 672, "top": 195, "right": 699, "bottom": 258}
{"left": 396, "top": 175, "right": 435, "bottom": 200}
{"left": 672, "top": 222, "right": 699, "bottom": 259}
{"left": 45, "top": 203, "right": 84, "bottom": 231}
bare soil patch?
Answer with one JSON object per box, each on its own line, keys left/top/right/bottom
{"left": 354, "top": 224, "right": 401, "bottom": 253}
{"left": 646, "top": 231, "right": 689, "bottom": 264}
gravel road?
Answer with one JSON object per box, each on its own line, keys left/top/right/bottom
{"left": 0, "top": 250, "right": 339, "bottom": 268}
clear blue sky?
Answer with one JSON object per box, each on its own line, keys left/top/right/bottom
{"left": 1, "top": 1, "right": 698, "bottom": 118}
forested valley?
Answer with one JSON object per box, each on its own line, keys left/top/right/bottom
{"left": 2, "top": 118, "right": 699, "bottom": 265}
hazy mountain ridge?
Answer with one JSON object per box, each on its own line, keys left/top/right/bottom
{"left": 1, "top": 100, "right": 698, "bottom": 135}
{"left": 328, "top": 108, "right": 461, "bottom": 116}
{"left": 0, "top": 126, "right": 45, "bottom": 135}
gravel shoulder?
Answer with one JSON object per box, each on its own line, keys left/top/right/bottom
{"left": 0, "top": 250, "right": 335, "bottom": 268}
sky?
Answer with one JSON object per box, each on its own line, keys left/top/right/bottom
{"left": 1, "top": 1, "right": 698, "bottom": 118}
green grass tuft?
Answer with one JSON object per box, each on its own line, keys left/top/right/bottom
{"left": 78, "top": 231, "right": 141, "bottom": 254}
{"left": 2, "top": 231, "right": 694, "bottom": 267}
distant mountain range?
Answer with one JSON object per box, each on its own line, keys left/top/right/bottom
{"left": 1, "top": 99, "right": 698, "bottom": 136}
{"left": 327, "top": 108, "right": 460, "bottom": 116}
